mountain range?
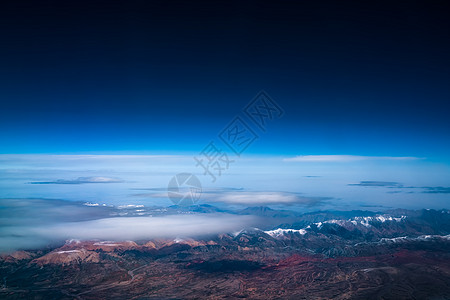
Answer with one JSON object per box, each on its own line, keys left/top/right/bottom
{"left": 1, "top": 207, "right": 450, "bottom": 299}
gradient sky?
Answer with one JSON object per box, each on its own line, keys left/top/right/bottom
{"left": 0, "top": 1, "right": 449, "bottom": 160}
{"left": 2, "top": 2, "right": 450, "bottom": 258}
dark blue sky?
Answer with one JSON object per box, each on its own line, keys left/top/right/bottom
{"left": 1, "top": 1, "right": 449, "bottom": 158}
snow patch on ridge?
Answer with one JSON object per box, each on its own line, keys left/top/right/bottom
{"left": 265, "top": 214, "right": 408, "bottom": 238}
{"left": 265, "top": 228, "right": 307, "bottom": 237}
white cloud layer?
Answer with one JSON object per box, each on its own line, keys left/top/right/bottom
{"left": 210, "top": 191, "right": 328, "bottom": 205}
{"left": 144, "top": 190, "right": 329, "bottom": 206}
{"left": 0, "top": 198, "right": 259, "bottom": 252}
{"left": 37, "top": 214, "right": 256, "bottom": 242}
{"left": 0, "top": 214, "right": 258, "bottom": 253}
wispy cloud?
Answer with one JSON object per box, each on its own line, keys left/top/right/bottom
{"left": 30, "top": 176, "right": 124, "bottom": 184}
{"left": 348, "top": 181, "right": 403, "bottom": 187}
{"left": 348, "top": 182, "right": 450, "bottom": 194}
{"left": 422, "top": 187, "right": 450, "bottom": 194}
{"left": 283, "top": 155, "right": 421, "bottom": 162}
